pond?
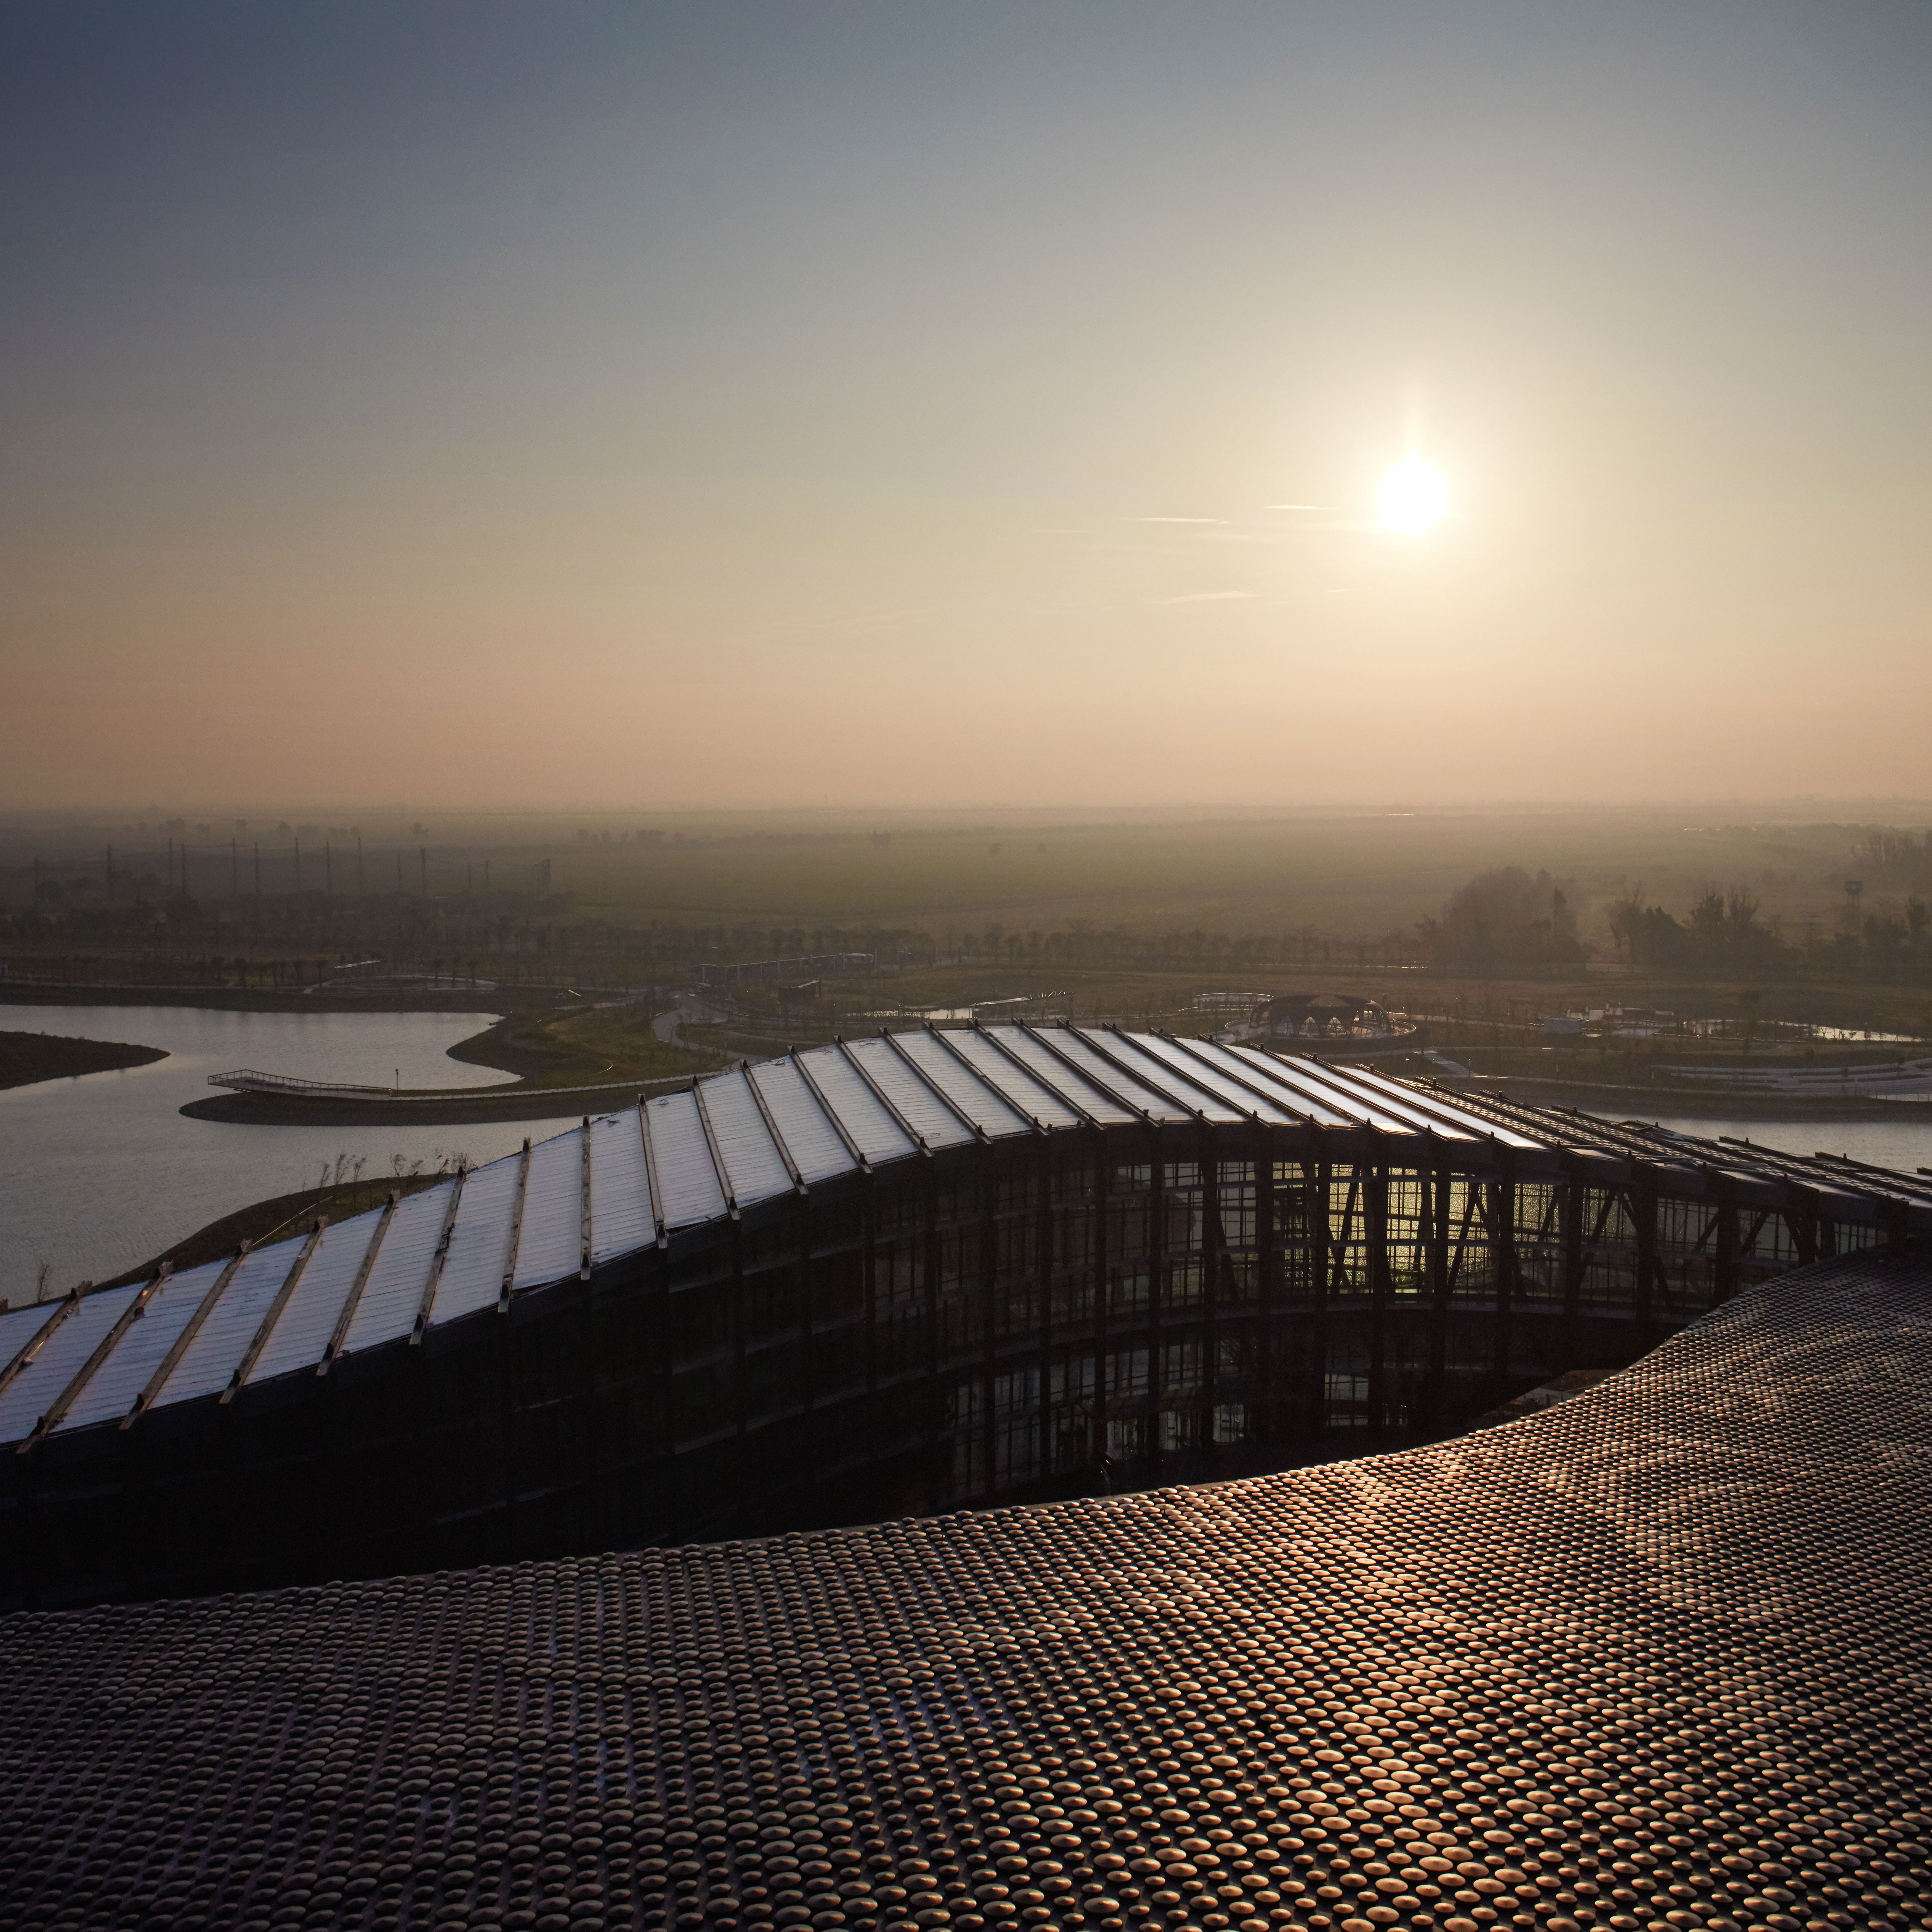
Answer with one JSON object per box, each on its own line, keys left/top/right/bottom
{"left": 0, "top": 1004, "right": 579, "bottom": 1306}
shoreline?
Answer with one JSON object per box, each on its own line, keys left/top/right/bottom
{"left": 0, "top": 982, "right": 513, "bottom": 1016}
{"left": 0, "top": 987, "right": 714, "bottom": 1125}
{"left": 7, "top": 990, "right": 1926, "bottom": 1128}
{"left": 85, "top": 1172, "right": 451, "bottom": 1293}
{"left": 0, "top": 1028, "right": 170, "bottom": 1092}
{"left": 182, "top": 1075, "right": 692, "bottom": 1127}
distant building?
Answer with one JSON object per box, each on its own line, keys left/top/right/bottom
{"left": 1257, "top": 992, "right": 1402, "bottom": 1040}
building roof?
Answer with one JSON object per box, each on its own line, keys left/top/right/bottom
{"left": 4, "top": 1026, "right": 1930, "bottom": 1450}
{"left": 0, "top": 1251, "right": 1927, "bottom": 1927}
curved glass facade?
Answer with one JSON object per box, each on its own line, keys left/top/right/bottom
{"left": 3, "top": 1030, "right": 1923, "bottom": 1610}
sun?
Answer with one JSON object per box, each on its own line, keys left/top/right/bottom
{"left": 1376, "top": 451, "right": 1447, "bottom": 533}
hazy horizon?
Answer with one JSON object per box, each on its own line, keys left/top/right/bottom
{"left": 6, "top": 2, "right": 1930, "bottom": 809}
{"left": 10, "top": 798, "right": 1932, "bottom": 827}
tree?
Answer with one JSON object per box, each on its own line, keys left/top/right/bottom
{"left": 1852, "top": 828, "right": 1932, "bottom": 884}
{"left": 1417, "top": 867, "right": 1586, "bottom": 974}
{"left": 1608, "top": 882, "right": 1787, "bottom": 972}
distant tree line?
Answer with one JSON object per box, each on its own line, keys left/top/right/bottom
{"left": 10, "top": 839, "right": 1932, "bottom": 990}
{"left": 946, "top": 924, "right": 1418, "bottom": 971}
{"left": 1606, "top": 886, "right": 1787, "bottom": 972}
{"left": 1851, "top": 827, "right": 1932, "bottom": 885}
{"left": 1605, "top": 882, "right": 1930, "bottom": 979}
{"left": 1410, "top": 857, "right": 1932, "bottom": 983}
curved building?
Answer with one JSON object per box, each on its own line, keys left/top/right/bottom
{"left": 2, "top": 1027, "right": 1926, "bottom": 1610}
{"left": 0, "top": 1252, "right": 1927, "bottom": 1931}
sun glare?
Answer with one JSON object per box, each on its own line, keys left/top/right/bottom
{"left": 1376, "top": 452, "right": 1447, "bottom": 533}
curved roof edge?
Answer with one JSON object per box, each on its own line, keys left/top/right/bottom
{"left": 5, "top": 1026, "right": 1930, "bottom": 1446}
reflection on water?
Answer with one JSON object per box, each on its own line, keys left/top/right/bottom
{"left": 1643, "top": 1113, "right": 1932, "bottom": 1180}
{"left": 0, "top": 1005, "right": 577, "bottom": 1305}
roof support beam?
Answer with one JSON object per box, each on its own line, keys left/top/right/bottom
{"left": 923, "top": 1023, "right": 1048, "bottom": 1135}
{"left": 224, "top": 1223, "right": 328, "bottom": 1401}
{"left": 742, "top": 1063, "right": 809, "bottom": 1195}
{"left": 0, "top": 1295, "right": 80, "bottom": 1407}
{"left": 834, "top": 1036, "right": 931, "bottom": 1157}
{"left": 123, "top": 1246, "right": 249, "bottom": 1425}
{"left": 1257, "top": 1049, "right": 1457, "bottom": 1140}
{"left": 792, "top": 1049, "right": 872, "bottom": 1176}
{"left": 878, "top": 1028, "right": 989, "bottom": 1142}
{"left": 411, "top": 1164, "right": 470, "bottom": 1344}
{"left": 1156, "top": 1029, "right": 1313, "bottom": 1125}
{"left": 638, "top": 1096, "right": 670, "bottom": 1247}
{"left": 1017, "top": 1022, "right": 1156, "bottom": 1126}
{"left": 324, "top": 1194, "right": 398, "bottom": 1371}
{"left": 1315, "top": 1057, "right": 1511, "bottom": 1142}
{"left": 17, "top": 1266, "right": 172, "bottom": 1452}
{"left": 1080, "top": 1023, "right": 1220, "bottom": 1123}
{"left": 498, "top": 1141, "right": 531, "bottom": 1313}
{"left": 970, "top": 1021, "right": 1103, "bottom": 1130}
{"left": 690, "top": 1081, "right": 741, "bottom": 1221}
{"left": 579, "top": 1116, "right": 594, "bottom": 1278}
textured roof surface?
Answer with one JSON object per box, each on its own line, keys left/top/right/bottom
{"left": 8, "top": 1028, "right": 1932, "bottom": 1452}
{"left": 1, "top": 1252, "right": 1928, "bottom": 1930}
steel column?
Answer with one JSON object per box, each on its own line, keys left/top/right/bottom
{"left": 1634, "top": 1169, "right": 1658, "bottom": 1326}
{"left": 1367, "top": 1158, "right": 1390, "bottom": 1431}
{"left": 1256, "top": 1130, "right": 1279, "bottom": 1443}
{"left": 1428, "top": 1153, "right": 1452, "bottom": 1421}
{"left": 1492, "top": 1153, "right": 1517, "bottom": 1384}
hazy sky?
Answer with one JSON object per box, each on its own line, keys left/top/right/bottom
{"left": 4, "top": 2, "right": 1930, "bottom": 809}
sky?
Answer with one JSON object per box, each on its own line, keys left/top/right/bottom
{"left": 3, "top": 1, "right": 1930, "bottom": 810}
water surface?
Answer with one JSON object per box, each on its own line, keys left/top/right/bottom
{"left": 0, "top": 1005, "right": 576, "bottom": 1305}
{"left": 1643, "top": 1112, "right": 1932, "bottom": 1181}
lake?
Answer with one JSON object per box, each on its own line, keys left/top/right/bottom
{"left": 0, "top": 1004, "right": 579, "bottom": 1306}
{"left": 1644, "top": 1112, "right": 1932, "bottom": 1181}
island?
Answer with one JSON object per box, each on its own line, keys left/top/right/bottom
{"left": 0, "top": 1028, "right": 168, "bottom": 1092}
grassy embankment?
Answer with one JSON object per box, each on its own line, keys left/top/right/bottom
{"left": 0, "top": 1028, "right": 167, "bottom": 1090}
{"left": 446, "top": 999, "right": 730, "bottom": 1088}
{"left": 92, "top": 1170, "right": 450, "bottom": 1292}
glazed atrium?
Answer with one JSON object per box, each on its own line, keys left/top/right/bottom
{"left": 2, "top": 1027, "right": 1923, "bottom": 1611}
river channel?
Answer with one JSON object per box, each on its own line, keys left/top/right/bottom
{"left": 0, "top": 1005, "right": 579, "bottom": 1306}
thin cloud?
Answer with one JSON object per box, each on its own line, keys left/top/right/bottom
{"left": 1161, "top": 589, "right": 1255, "bottom": 604}
{"left": 1130, "top": 515, "right": 1225, "bottom": 524}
